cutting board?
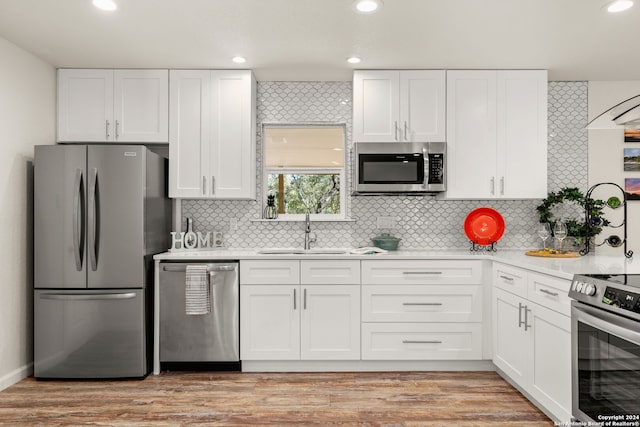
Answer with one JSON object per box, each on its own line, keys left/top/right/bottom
{"left": 525, "top": 250, "right": 581, "bottom": 258}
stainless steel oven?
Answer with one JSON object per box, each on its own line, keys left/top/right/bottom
{"left": 570, "top": 274, "right": 640, "bottom": 424}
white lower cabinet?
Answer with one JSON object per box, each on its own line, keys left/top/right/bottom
{"left": 240, "top": 284, "right": 300, "bottom": 360}
{"left": 300, "top": 285, "right": 360, "bottom": 360}
{"left": 240, "top": 260, "right": 360, "bottom": 361}
{"left": 361, "top": 260, "right": 484, "bottom": 361}
{"left": 492, "top": 264, "right": 572, "bottom": 423}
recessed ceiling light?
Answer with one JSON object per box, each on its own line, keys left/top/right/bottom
{"left": 92, "top": 0, "right": 117, "bottom": 11}
{"left": 353, "top": 0, "right": 383, "bottom": 14}
{"left": 605, "top": 0, "right": 634, "bottom": 12}
{"left": 347, "top": 56, "right": 362, "bottom": 64}
{"left": 232, "top": 56, "right": 247, "bottom": 64}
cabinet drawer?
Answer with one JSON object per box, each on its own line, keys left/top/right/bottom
{"left": 362, "top": 285, "right": 482, "bottom": 322}
{"left": 240, "top": 260, "right": 300, "bottom": 285}
{"left": 361, "top": 260, "right": 482, "bottom": 285}
{"left": 494, "top": 263, "right": 528, "bottom": 297}
{"left": 300, "top": 260, "right": 361, "bottom": 285}
{"left": 527, "top": 272, "right": 572, "bottom": 316}
{"left": 362, "top": 323, "right": 482, "bottom": 360}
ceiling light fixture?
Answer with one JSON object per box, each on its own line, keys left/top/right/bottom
{"left": 347, "top": 56, "right": 362, "bottom": 64}
{"left": 232, "top": 56, "right": 247, "bottom": 64}
{"left": 605, "top": 0, "right": 634, "bottom": 12}
{"left": 92, "top": 0, "right": 117, "bottom": 11}
{"left": 353, "top": 0, "right": 383, "bottom": 14}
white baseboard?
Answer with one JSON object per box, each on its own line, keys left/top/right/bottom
{"left": 0, "top": 363, "right": 33, "bottom": 392}
{"left": 242, "top": 359, "right": 495, "bottom": 372}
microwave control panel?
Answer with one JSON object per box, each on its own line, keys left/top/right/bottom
{"left": 428, "top": 154, "right": 444, "bottom": 184}
{"left": 603, "top": 287, "right": 640, "bottom": 314}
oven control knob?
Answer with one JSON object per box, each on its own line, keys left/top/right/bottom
{"left": 575, "top": 282, "right": 584, "bottom": 292}
{"left": 583, "top": 283, "right": 596, "bottom": 296}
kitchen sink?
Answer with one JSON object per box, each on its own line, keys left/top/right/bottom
{"left": 257, "top": 248, "right": 349, "bottom": 255}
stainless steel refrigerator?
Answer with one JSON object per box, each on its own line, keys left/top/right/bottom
{"left": 33, "top": 144, "right": 171, "bottom": 379}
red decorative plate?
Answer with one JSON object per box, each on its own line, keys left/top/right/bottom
{"left": 464, "top": 208, "right": 505, "bottom": 245}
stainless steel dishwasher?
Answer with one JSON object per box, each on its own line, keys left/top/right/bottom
{"left": 159, "top": 261, "right": 240, "bottom": 370}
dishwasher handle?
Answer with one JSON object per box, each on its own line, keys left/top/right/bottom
{"left": 161, "top": 263, "right": 237, "bottom": 273}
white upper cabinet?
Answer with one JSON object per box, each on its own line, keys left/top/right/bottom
{"left": 168, "top": 70, "right": 210, "bottom": 198}
{"left": 113, "top": 70, "right": 169, "bottom": 142}
{"left": 446, "top": 70, "right": 547, "bottom": 199}
{"left": 57, "top": 69, "right": 113, "bottom": 142}
{"left": 169, "top": 70, "right": 256, "bottom": 199}
{"left": 209, "top": 71, "right": 256, "bottom": 199}
{"left": 57, "top": 69, "right": 168, "bottom": 143}
{"left": 353, "top": 70, "right": 446, "bottom": 142}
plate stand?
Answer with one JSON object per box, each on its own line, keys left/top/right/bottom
{"left": 469, "top": 240, "right": 497, "bottom": 252}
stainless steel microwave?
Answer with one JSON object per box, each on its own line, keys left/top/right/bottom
{"left": 353, "top": 142, "right": 446, "bottom": 194}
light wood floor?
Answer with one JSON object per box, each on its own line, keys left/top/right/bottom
{"left": 0, "top": 371, "right": 553, "bottom": 426}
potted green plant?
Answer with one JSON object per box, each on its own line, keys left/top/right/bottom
{"left": 536, "top": 187, "right": 608, "bottom": 249}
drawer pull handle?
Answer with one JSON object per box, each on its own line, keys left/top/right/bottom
{"left": 402, "top": 340, "right": 442, "bottom": 344}
{"left": 402, "top": 302, "right": 443, "bottom": 306}
{"left": 403, "top": 271, "right": 442, "bottom": 275}
{"left": 539, "top": 288, "right": 559, "bottom": 297}
{"left": 499, "top": 275, "right": 514, "bottom": 281}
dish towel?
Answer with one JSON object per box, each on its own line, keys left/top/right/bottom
{"left": 185, "top": 265, "right": 211, "bottom": 315}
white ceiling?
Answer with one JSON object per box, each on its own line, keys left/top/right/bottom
{"left": 0, "top": 0, "right": 638, "bottom": 82}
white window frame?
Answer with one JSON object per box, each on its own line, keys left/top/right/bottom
{"left": 262, "top": 124, "right": 346, "bottom": 220}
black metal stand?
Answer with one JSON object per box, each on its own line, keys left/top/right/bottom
{"left": 580, "top": 182, "right": 633, "bottom": 258}
{"left": 470, "top": 241, "right": 497, "bottom": 252}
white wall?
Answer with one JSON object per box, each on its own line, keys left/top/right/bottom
{"left": 0, "top": 37, "right": 55, "bottom": 390}
{"left": 588, "top": 81, "right": 640, "bottom": 257}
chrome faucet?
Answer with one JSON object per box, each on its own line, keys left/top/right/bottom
{"left": 304, "top": 210, "right": 317, "bottom": 250}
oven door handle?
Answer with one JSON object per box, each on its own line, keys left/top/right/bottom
{"left": 572, "top": 302, "right": 640, "bottom": 346}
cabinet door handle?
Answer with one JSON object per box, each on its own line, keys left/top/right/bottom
{"left": 394, "top": 121, "right": 399, "bottom": 141}
{"left": 499, "top": 275, "right": 514, "bottom": 281}
{"left": 402, "top": 302, "right": 443, "bottom": 306}
{"left": 490, "top": 177, "right": 495, "bottom": 195}
{"left": 202, "top": 176, "right": 206, "bottom": 195}
{"left": 293, "top": 288, "right": 297, "bottom": 310}
{"left": 115, "top": 120, "right": 120, "bottom": 140}
{"left": 404, "top": 121, "right": 409, "bottom": 141}
{"left": 403, "top": 340, "right": 442, "bottom": 344}
{"left": 105, "top": 120, "right": 110, "bottom": 139}
{"left": 539, "top": 288, "right": 559, "bottom": 297}
{"left": 500, "top": 176, "right": 505, "bottom": 195}
{"left": 523, "top": 305, "right": 531, "bottom": 331}
{"left": 211, "top": 176, "right": 215, "bottom": 195}
{"left": 303, "top": 288, "right": 307, "bottom": 310}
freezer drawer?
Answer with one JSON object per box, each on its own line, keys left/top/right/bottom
{"left": 159, "top": 262, "right": 239, "bottom": 362}
{"left": 34, "top": 289, "right": 148, "bottom": 379}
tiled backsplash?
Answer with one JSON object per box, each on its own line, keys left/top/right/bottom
{"left": 182, "top": 81, "right": 588, "bottom": 250}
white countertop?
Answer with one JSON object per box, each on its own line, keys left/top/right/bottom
{"left": 154, "top": 248, "right": 639, "bottom": 280}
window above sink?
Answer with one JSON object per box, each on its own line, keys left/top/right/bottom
{"left": 262, "top": 124, "right": 346, "bottom": 220}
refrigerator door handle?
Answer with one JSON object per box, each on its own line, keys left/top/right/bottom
{"left": 72, "top": 168, "right": 84, "bottom": 271}
{"left": 88, "top": 167, "right": 98, "bottom": 271}
{"left": 39, "top": 292, "right": 137, "bottom": 301}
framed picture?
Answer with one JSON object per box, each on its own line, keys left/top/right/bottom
{"left": 624, "top": 148, "right": 640, "bottom": 171}
{"left": 625, "top": 129, "right": 640, "bottom": 142}
{"left": 624, "top": 178, "right": 640, "bottom": 200}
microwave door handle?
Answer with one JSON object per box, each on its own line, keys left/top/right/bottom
{"left": 423, "top": 148, "right": 429, "bottom": 188}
